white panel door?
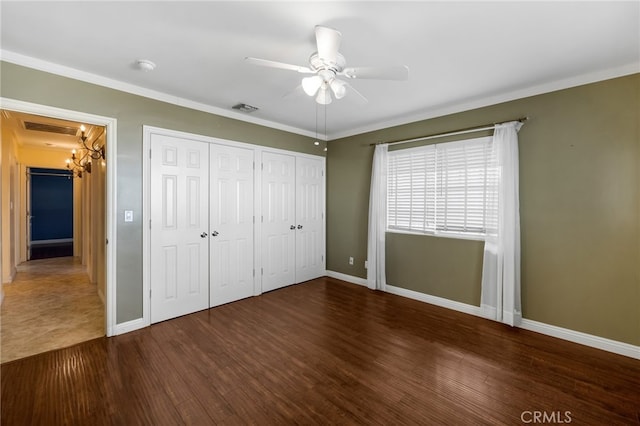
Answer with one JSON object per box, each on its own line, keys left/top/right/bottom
{"left": 261, "top": 151, "right": 296, "bottom": 292}
{"left": 295, "top": 156, "right": 325, "bottom": 283}
{"left": 209, "top": 144, "right": 255, "bottom": 307}
{"left": 150, "top": 135, "right": 210, "bottom": 323}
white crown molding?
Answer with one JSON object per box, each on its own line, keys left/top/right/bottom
{"left": 328, "top": 61, "right": 640, "bottom": 140}
{"left": 3, "top": 50, "right": 637, "bottom": 142}
{"left": 0, "top": 50, "right": 318, "bottom": 139}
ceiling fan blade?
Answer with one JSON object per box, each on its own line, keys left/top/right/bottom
{"left": 282, "top": 85, "right": 306, "bottom": 100}
{"left": 315, "top": 25, "right": 342, "bottom": 63}
{"left": 244, "top": 57, "right": 313, "bottom": 73}
{"left": 344, "top": 82, "right": 369, "bottom": 105}
{"left": 341, "top": 65, "right": 409, "bottom": 81}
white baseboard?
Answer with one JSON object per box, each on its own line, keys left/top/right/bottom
{"left": 520, "top": 319, "right": 640, "bottom": 360}
{"left": 30, "top": 238, "right": 73, "bottom": 245}
{"left": 326, "top": 270, "right": 367, "bottom": 286}
{"left": 2, "top": 267, "right": 17, "bottom": 284}
{"left": 112, "top": 317, "right": 148, "bottom": 336}
{"left": 327, "top": 274, "right": 640, "bottom": 360}
{"left": 385, "top": 283, "right": 484, "bottom": 317}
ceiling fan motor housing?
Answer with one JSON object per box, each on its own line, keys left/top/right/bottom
{"left": 309, "top": 52, "right": 346, "bottom": 75}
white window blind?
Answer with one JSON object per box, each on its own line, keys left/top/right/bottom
{"left": 387, "top": 136, "right": 498, "bottom": 238}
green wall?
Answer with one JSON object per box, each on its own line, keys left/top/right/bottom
{"left": 327, "top": 74, "right": 640, "bottom": 346}
{"left": 3, "top": 61, "right": 638, "bottom": 346}
{"left": 1, "top": 61, "right": 322, "bottom": 323}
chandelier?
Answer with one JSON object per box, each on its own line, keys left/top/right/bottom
{"left": 65, "top": 149, "right": 92, "bottom": 178}
{"left": 78, "top": 125, "right": 105, "bottom": 159}
{"left": 65, "top": 125, "right": 104, "bottom": 178}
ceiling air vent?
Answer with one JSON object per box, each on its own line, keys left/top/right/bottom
{"left": 232, "top": 103, "right": 259, "bottom": 113}
{"left": 23, "top": 121, "right": 79, "bottom": 136}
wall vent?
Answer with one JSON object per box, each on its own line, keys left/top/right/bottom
{"left": 232, "top": 103, "right": 259, "bottom": 113}
{"left": 23, "top": 121, "right": 79, "bottom": 136}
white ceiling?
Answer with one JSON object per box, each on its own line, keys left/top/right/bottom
{"left": 1, "top": 1, "right": 638, "bottom": 140}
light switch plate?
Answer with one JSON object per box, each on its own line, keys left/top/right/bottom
{"left": 124, "top": 210, "right": 134, "bottom": 222}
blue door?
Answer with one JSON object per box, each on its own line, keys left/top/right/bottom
{"left": 29, "top": 168, "right": 74, "bottom": 259}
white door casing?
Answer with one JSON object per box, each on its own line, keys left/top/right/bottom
{"left": 1, "top": 98, "right": 117, "bottom": 336}
{"left": 209, "top": 144, "right": 255, "bottom": 307}
{"left": 150, "top": 134, "right": 210, "bottom": 323}
{"left": 295, "top": 156, "right": 325, "bottom": 283}
{"left": 26, "top": 168, "right": 32, "bottom": 261}
{"left": 261, "top": 151, "right": 296, "bottom": 292}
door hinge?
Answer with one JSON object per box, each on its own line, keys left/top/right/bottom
{"left": 149, "top": 219, "right": 152, "bottom": 229}
{"left": 261, "top": 163, "right": 264, "bottom": 170}
{"left": 253, "top": 161, "right": 255, "bottom": 170}
{"left": 261, "top": 268, "right": 264, "bottom": 275}
{"left": 149, "top": 289, "right": 152, "bottom": 298}
{"left": 261, "top": 215, "right": 264, "bottom": 223}
{"left": 149, "top": 149, "right": 152, "bottom": 159}
{"left": 253, "top": 269, "right": 255, "bottom": 277}
{"left": 106, "top": 238, "right": 109, "bottom": 245}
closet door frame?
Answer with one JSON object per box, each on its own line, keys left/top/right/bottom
{"left": 142, "top": 126, "right": 325, "bottom": 329}
{"left": 259, "top": 150, "right": 326, "bottom": 291}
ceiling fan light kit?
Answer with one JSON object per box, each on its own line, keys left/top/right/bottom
{"left": 330, "top": 79, "right": 347, "bottom": 99}
{"left": 302, "top": 75, "right": 323, "bottom": 96}
{"left": 245, "top": 25, "right": 408, "bottom": 105}
{"left": 316, "top": 86, "right": 332, "bottom": 105}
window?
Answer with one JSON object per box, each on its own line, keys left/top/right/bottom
{"left": 387, "top": 136, "right": 498, "bottom": 239}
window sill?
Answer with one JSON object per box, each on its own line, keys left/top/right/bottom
{"left": 386, "top": 228, "right": 486, "bottom": 242}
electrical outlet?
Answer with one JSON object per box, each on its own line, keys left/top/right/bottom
{"left": 349, "top": 256, "right": 354, "bottom": 265}
{"left": 364, "top": 260, "right": 368, "bottom": 269}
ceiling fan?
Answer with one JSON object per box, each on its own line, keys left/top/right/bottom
{"left": 245, "top": 25, "right": 409, "bottom": 105}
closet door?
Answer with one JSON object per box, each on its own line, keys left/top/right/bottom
{"left": 209, "top": 144, "right": 255, "bottom": 307}
{"left": 150, "top": 135, "right": 210, "bottom": 323}
{"left": 295, "top": 156, "right": 325, "bottom": 282}
{"left": 261, "top": 151, "right": 296, "bottom": 292}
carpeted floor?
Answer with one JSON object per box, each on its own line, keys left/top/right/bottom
{"left": 1, "top": 257, "right": 105, "bottom": 363}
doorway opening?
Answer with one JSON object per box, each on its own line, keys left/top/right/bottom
{"left": 1, "top": 99, "right": 117, "bottom": 361}
{"left": 28, "top": 167, "right": 74, "bottom": 260}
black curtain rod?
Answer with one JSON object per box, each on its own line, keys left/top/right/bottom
{"left": 371, "top": 116, "right": 529, "bottom": 147}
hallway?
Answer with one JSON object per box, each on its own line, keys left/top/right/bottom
{"left": 1, "top": 257, "right": 104, "bottom": 363}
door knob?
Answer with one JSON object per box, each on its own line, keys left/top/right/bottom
{"left": 297, "top": 225, "right": 303, "bottom": 230}
{"left": 290, "top": 225, "right": 295, "bottom": 230}
{"left": 212, "top": 231, "right": 219, "bottom": 237}
{"left": 200, "top": 232, "right": 208, "bottom": 238}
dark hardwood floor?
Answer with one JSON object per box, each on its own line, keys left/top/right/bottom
{"left": 2, "top": 277, "right": 639, "bottom": 425}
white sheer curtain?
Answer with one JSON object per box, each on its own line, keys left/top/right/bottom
{"left": 367, "top": 144, "right": 388, "bottom": 290}
{"left": 481, "top": 121, "right": 523, "bottom": 326}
